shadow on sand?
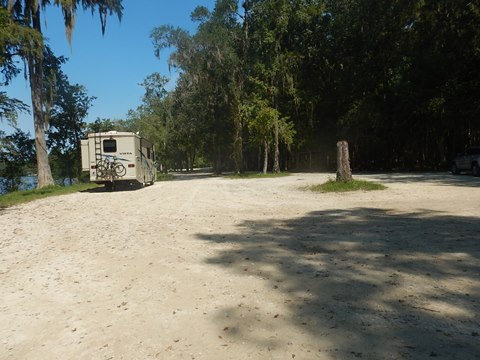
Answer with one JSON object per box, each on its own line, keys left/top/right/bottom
{"left": 196, "top": 208, "right": 480, "bottom": 360}
{"left": 169, "top": 169, "right": 221, "bottom": 181}
{"left": 358, "top": 172, "right": 480, "bottom": 188}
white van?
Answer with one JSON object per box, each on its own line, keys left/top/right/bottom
{"left": 81, "top": 131, "right": 156, "bottom": 190}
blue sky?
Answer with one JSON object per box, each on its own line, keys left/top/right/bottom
{"left": 1, "top": 0, "right": 216, "bottom": 134}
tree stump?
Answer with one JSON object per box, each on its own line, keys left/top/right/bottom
{"left": 336, "top": 140, "right": 353, "bottom": 182}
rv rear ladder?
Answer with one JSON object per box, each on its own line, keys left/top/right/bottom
{"left": 94, "top": 133, "right": 102, "bottom": 173}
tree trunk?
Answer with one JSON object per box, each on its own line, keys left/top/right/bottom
{"left": 257, "top": 146, "right": 262, "bottom": 171}
{"left": 336, "top": 140, "right": 353, "bottom": 182}
{"left": 272, "top": 120, "right": 280, "bottom": 173}
{"left": 232, "top": 103, "right": 243, "bottom": 174}
{"left": 29, "top": 6, "right": 54, "bottom": 188}
{"left": 232, "top": 0, "right": 250, "bottom": 175}
{"left": 190, "top": 150, "right": 196, "bottom": 171}
{"left": 262, "top": 140, "right": 269, "bottom": 174}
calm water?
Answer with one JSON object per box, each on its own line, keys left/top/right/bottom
{"left": 0, "top": 176, "right": 76, "bottom": 195}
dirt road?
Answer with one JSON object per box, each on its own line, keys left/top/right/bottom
{"left": 0, "top": 172, "right": 479, "bottom": 359}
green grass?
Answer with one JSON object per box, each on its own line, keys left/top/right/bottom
{"left": 156, "top": 172, "right": 175, "bottom": 181}
{"left": 0, "top": 183, "right": 100, "bottom": 209}
{"left": 306, "top": 179, "right": 386, "bottom": 193}
{"left": 227, "top": 171, "right": 291, "bottom": 179}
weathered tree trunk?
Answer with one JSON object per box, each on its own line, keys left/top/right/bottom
{"left": 336, "top": 140, "right": 353, "bottom": 182}
{"left": 29, "top": 7, "right": 54, "bottom": 188}
{"left": 262, "top": 140, "right": 269, "bottom": 174}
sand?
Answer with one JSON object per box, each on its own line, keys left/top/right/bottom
{"left": 0, "top": 172, "right": 479, "bottom": 360}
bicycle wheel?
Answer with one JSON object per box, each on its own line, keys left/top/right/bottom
{"left": 96, "top": 164, "right": 108, "bottom": 178}
{"left": 114, "top": 163, "right": 127, "bottom": 177}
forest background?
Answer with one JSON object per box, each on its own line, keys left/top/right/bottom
{"left": 1, "top": 0, "right": 479, "bottom": 191}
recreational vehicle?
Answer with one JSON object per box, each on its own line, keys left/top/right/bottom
{"left": 81, "top": 131, "right": 156, "bottom": 190}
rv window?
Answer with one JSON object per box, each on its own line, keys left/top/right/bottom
{"left": 103, "top": 139, "right": 117, "bottom": 153}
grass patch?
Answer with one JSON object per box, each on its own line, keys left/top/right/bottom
{"left": 306, "top": 179, "right": 386, "bottom": 193}
{"left": 0, "top": 183, "right": 100, "bottom": 209}
{"left": 156, "top": 172, "right": 175, "bottom": 181}
{"left": 227, "top": 171, "right": 291, "bottom": 179}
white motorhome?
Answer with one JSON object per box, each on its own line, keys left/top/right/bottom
{"left": 81, "top": 131, "right": 156, "bottom": 190}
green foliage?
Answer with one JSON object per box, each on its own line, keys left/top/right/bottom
{"left": 125, "top": 74, "right": 173, "bottom": 171}
{"left": 248, "top": 105, "right": 295, "bottom": 147}
{"left": 0, "top": 6, "right": 36, "bottom": 124}
{"left": 139, "top": 0, "right": 480, "bottom": 173}
{"left": 0, "top": 183, "right": 100, "bottom": 209}
{"left": 248, "top": 105, "right": 276, "bottom": 145}
{"left": 86, "top": 118, "right": 116, "bottom": 133}
{"left": 45, "top": 54, "right": 95, "bottom": 182}
{"left": 149, "top": 0, "right": 244, "bottom": 173}
{"left": 246, "top": 101, "right": 295, "bottom": 172}
{"left": 140, "top": 73, "right": 169, "bottom": 106}
{"left": 306, "top": 179, "right": 386, "bottom": 193}
{"left": 0, "top": 128, "right": 35, "bottom": 192}
{"left": 190, "top": 6, "right": 210, "bottom": 23}
{"left": 0, "top": 6, "right": 43, "bottom": 84}
{"left": 1, "top": 0, "right": 123, "bottom": 188}
{"left": 0, "top": 92, "right": 29, "bottom": 124}
{"left": 155, "top": 172, "right": 174, "bottom": 181}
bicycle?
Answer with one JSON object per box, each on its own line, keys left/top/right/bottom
{"left": 96, "top": 156, "right": 127, "bottom": 180}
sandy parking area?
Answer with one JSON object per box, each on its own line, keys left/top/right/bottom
{"left": 0, "top": 172, "right": 479, "bottom": 359}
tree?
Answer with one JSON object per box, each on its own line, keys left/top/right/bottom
{"left": 2, "top": 0, "right": 123, "bottom": 188}
{"left": 247, "top": 102, "right": 295, "bottom": 173}
{"left": 151, "top": 0, "right": 242, "bottom": 173}
{"left": 119, "top": 73, "right": 172, "bottom": 171}
{"left": 86, "top": 117, "right": 116, "bottom": 133}
{"left": 144, "top": 0, "right": 480, "bottom": 173}
{"left": 0, "top": 6, "right": 42, "bottom": 83}
{"left": 0, "top": 128, "right": 35, "bottom": 192}
{"left": 136, "top": 73, "right": 171, "bottom": 171}
{"left": 46, "top": 56, "right": 95, "bottom": 183}
{"left": 0, "top": 7, "right": 35, "bottom": 124}
{"left": 336, "top": 140, "right": 352, "bottom": 182}
{"left": 0, "top": 92, "right": 29, "bottom": 124}
{"left": 247, "top": 0, "right": 299, "bottom": 172}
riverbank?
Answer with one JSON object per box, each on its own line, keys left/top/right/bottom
{"left": 0, "top": 183, "right": 99, "bottom": 208}
{"left": 0, "top": 176, "right": 79, "bottom": 195}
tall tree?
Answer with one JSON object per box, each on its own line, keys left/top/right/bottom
{"left": 46, "top": 53, "right": 95, "bottom": 182}
{"left": 133, "top": 73, "right": 171, "bottom": 170}
{"left": 248, "top": 0, "right": 298, "bottom": 172}
{"left": 2, "top": 0, "right": 122, "bottom": 188}
{"left": 247, "top": 102, "right": 295, "bottom": 173}
{"left": 145, "top": 0, "right": 480, "bottom": 172}
{"left": 152, "top": 0, "right": 242, "bottom": 173}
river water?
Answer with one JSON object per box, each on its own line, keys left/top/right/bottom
{"left": 0, "top": 176, "right": 76, "bottom": 195}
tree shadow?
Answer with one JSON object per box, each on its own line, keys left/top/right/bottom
{"left": 196, "top": 208, "right": 480, "bottom": 359}
{"left": 358, "top": 172, "right": 480, "bottom": 187}
{"left": 170, "top": 171, "right": 220, "bottom": 181}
